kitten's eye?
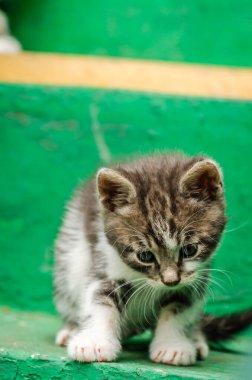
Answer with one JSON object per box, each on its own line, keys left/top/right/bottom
{"left": 180, "top": 244, "right": 198, "bottom": 259}
{"left": 137, "top": 251, "right": 155, "bottom": 264}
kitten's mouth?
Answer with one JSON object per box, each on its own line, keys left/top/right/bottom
{"left": 147, "top": 279, "right": 163, "bottom": 288}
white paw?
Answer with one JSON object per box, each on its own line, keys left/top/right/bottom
{"left": 67, "top": 331, "right": 121, "bottom": 362}
{"left": 194, "top": 332, "right": 209, "bottom": 360}
{"left": 150, "top": 339, "right": 196, "bottom": 366}
{"left": 56, "top": 325, "right": 77, "bottom": 347}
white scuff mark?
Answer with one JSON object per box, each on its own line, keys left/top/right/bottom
{"left": 90, "top": 103, "right": 112, "bottom": 164}
{"left": 40, "top": 246, "right": 54, "bottom": 273}
{"left": 31, "top": 353, "right": 40, "bottom": 359}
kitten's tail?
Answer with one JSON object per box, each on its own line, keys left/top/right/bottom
{"left": 202, "top": 310, "right": 252, "bottom": 341}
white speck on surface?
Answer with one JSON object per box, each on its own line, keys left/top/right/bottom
{"left": 31, "top": 353, "right": 40, "bottom": 359}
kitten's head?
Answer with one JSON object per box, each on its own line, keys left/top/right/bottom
{"left": 97, "top": 155, "right": 226, "bottom": 289}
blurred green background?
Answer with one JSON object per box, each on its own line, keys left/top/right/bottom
{"left": 2, "top": 0, "right": 252, "bottom": 66}
{"left": 1, "top": 85, "right": 252, "bottom": 316}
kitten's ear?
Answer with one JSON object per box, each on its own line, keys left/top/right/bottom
{"left": 97, "top": 168, "right": 136, "bottom": 212}
{"left": 180, "top": 159, "right": 223, "bottom": 200}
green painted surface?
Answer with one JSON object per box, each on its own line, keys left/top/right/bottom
{"left": 1, "top": 83, "right": 252, "bottom": 378}
{"left": 1, "top": 83, "right": 252, "bottom": 316}
{"left": 3, "top": 0, "right": 252, "bottom": 66}
{"left": 0, "top": 307, "right": 251, "bottom": 380}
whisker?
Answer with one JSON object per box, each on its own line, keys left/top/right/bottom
{"left": 107, "top": 278, "right": 146, "bottom": 298}
{"left": 196, "top": 274, "right": 225, "bottom": 292}
{"left": 193, "top": 278, "right": 215, "bottom": 302}
{"left": 124, "top": 283, "right": 148, "bottom": 325}
{"left": 225, "top": 220, "right": 251, "bottom": 234}
{"left": 197, "top": 268, "right": 234, "bottom": 287}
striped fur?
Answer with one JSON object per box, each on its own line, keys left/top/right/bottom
{"left": 54, "top": 153, "right": 230, "bottom": 365}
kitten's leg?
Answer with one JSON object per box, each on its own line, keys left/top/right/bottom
{"left": 150, "top": 302, "right": 204, "bottom": 366}
{"left": 68, "top": 280, "right": 121, "bottom": 362}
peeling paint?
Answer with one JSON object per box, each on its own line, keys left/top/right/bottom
{"left": 31, "top": 354, "right": 40, "bottom": 359}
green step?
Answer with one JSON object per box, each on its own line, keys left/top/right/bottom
{"left": 1, "top": 83, "right": 252, "bottom": 379}
{"left": 0, "top": 307, "right": 251, "bottom": 380}
{"left": 1, "top": 83, "right": 252, "bottom": 315}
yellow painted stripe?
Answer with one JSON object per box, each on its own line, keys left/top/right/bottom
{"left": 0, "top": 52, "right": 252, "bottom": 100}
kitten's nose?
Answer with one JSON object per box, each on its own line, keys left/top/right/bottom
{"left": 161, "top": 268, "right": 181, "bottom": 287}
{"left": 163, "top": 278, "right": 181, "bottom": 287}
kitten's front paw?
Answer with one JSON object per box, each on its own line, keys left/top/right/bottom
{"left": 150, "top": 339, "right": 196, "bottom": 366}
{"left": 67, "top": 331, "right": 121, "bottom": 362}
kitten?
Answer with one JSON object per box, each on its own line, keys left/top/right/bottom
{"left": 54, "top": 153, "right": 251, "bottom": 365}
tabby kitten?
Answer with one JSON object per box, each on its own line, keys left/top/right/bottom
{"left": 54, "top": 153, "right": 249, "bottom": 365}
